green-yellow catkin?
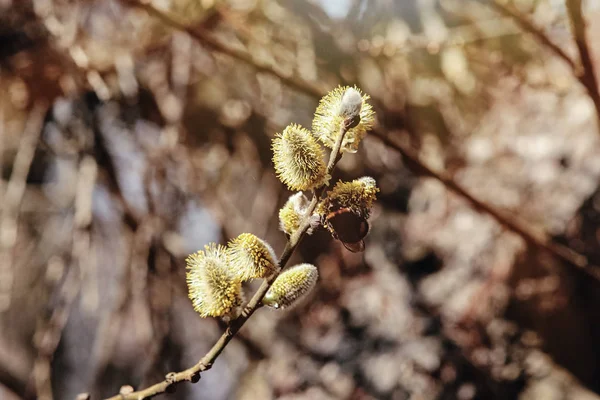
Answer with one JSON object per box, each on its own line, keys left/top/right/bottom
{"left": 186, "top": 244, "right": 243, "bottom": 318}
{"left": 263, "top": 263, "right": 318, "bottom": 309}
{"left": 228, "top": 233, "right": 278, "bottom": 281}
{"left": 272, "top": 123, "right": 327, "bottom": 191}
{"left": 317, "top": 176, "right": 379, "bottom": 217}
{"left": 312, "top": 86, "right": 375, "bottom": 153}
{"left": 278, "top": 191, "right": 309, "bottom": 236}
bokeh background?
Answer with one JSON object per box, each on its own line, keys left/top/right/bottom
{"left": 3, "top": 0, "right": 600, "bottom": 399}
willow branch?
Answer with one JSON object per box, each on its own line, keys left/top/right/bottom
{"left": 565, "top": 0, "right": 600, "bottom": 125}
{"left": 0, "top": 103, "right": 47, "bottom": 312}
{"left": 488, "top": 0, "right": 600, "bottom": 126}
{"left": 487, "top": 0, "right": 575, "bottom": 70}
{"left": 119, "top": 0, "right": 324, "bottom": 98}
{"left": 370, "top": 131, "right": 600, "bottom": 282}
{"left": 103, "top": 121, "right": 350, "bottom": 400}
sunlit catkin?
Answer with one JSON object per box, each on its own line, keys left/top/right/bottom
{"left": 228, "top": 233, "right": 278, "bottom": 281}
{"left": 272, "top": 123, "right": 327, "bottom": 191}
{"left": 263, "top": 263, "right": 318, "bottom": 309}
{"left": 186, "top": 244, "right": 243, "bottom": 318}
{"left": 278, "top": 191, "right": 310, "bottom": 236}
{"left": 312, "top": 86, "right": 375, "bottom": 153}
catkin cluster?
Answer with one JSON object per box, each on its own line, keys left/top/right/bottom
{"left": 186, "top": 233, "right": 278, "bottom": 318}
{"left": 187, "top": 86, "right": 379, "bottom": 319}
{"left": 272, "top": 86, "right": 375, "bottom": 194}
{"left": 276, "top": 86, "right": 379, "bottom": 250}
{"left": 186, "top": 232, "right": 320, "bottom": 316}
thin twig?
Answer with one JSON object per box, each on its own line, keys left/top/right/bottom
{"left": 370, "top": 131, "right": 600, "bottom": 282}
{"left": 118, "top": 0, "right": 324, "bottom": 99}
{"left": 565, "top": 0, "right": 600, "bottom": 125}
{"left": 0, "top": 103, "right": 47, "bottom": 312}
{"left": 89, "top": 217, "right": 156, "bottom": 395}
{"left": 488, "top": 0, "right": 600, "bottom": 126}
{"left": 103, "top": 118, "right": 351, "bottom": 400}
{"left": 31, "top": 155, "right": 97, "bottom": 400}
{"left": 0, "top": 105, "right": 5, "bottom": 206}
{"left": 487, "top": 0, "right": 576, "bottom": 70}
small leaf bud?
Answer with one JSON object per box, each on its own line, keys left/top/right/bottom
{"left": 312, "top": 86, "right": 375, "bottom": 153}
{"left": 340, "top": 87, "right": 363, "bottom": 128}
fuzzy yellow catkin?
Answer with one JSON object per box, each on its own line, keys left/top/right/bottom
{"left": 186, "top": 244, "right": 243, "bottom": 318}
{"left": 312, "top": 86, "right": 375, "bottom": 153}
{"left": 272, "top": 123, "right": 327, "bottom": 191}
{"left": 228, "top": 233, "right": 278, "bottom": 281}
{"left": 278, "top": 191, "right": 310, "bottom": 236}
{"left": 263, "top": 263, "right": 318, "bottom": 309}
{"left": 317, "top": 176, "right": 379, "bottom": 217}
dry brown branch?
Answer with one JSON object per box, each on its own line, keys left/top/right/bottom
{"left": 31, "top": 155, "right": 97, "bottom": 400}
{"left": 565, "top": 0, "right": 600, "bottom": 125}
{"left": 0, "top": 107, "right": 4, "bottom": 207}
{"left": 118, "top": 0, "right": 325, "bottom": 98}
{"left": 0, "top": 103, "right": 47, "bottom": 312}
{"left": 102, "top": 112, "right": 353, "bottom": 399}
{"left": 489, "top": 0, "right": 600, "bottom": 126}
{"left": 487, "top": 0, "right": 576, "bottom": 70}
{"left": 89, "top": 217, "right": 157, "bottom": 394}
{"left": 0, "top": 367, "right": 29, "bottom": 400}
{"left": 370, "top": 132, "right": 600, "bottom": 281}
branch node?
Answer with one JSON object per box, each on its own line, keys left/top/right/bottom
{"left": 190, "top": 372, "right": 201, "bottom": 383}
{"left": 165, "top": 372, "right": 176, "bottom": 384}
{"left": 119, "top": 385, "right": 134, "bottom": 396}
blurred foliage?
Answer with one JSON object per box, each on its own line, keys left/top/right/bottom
{"left": 2, "top": 0, "right": 600, "bottom": 399}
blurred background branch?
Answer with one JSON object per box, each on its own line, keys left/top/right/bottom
{"left": 122, "top": 0, "right": 597, "bottom": 281}
{"left": 487, "top": 0, "right": 575, "bottom": 70}
{"left": 3, "top": 0, "right": 600, "bottom": 399}
{"left": 565, "top": 0, "right": 600, "bottom": 125}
